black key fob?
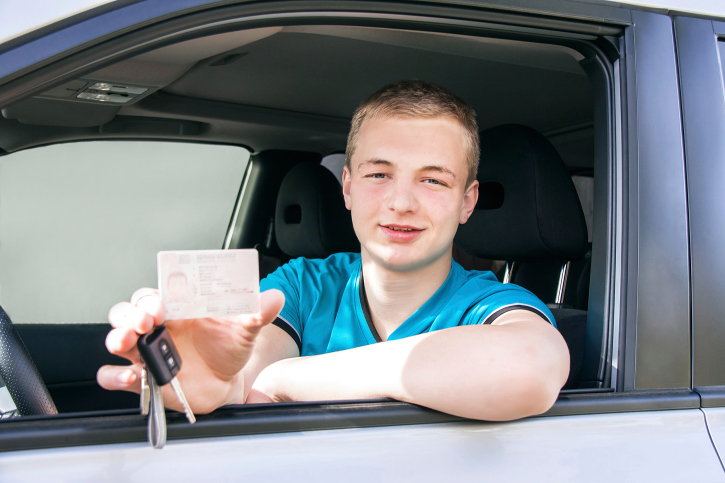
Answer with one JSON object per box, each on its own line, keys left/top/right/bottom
{"left": 137, "top": 326, "right": 181, "bottom": 386}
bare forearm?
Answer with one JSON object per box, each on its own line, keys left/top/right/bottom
{"left": 238, "top": 323, "right": 300, "bottom": 403}
{"left": 253, "top": 319, "right": 569, "bottom": 420}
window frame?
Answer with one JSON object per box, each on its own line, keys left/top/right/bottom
{"left": 2, "top": 0, "right": 701, "bottom": 455}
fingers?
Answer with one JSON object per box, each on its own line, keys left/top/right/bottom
{"left": 107, "top": 288, "right": 166, "bottom": 363}
{"left": 105, "top": 327, "right": 141, "bottom": 361}
{"left": 131, "top": 288, "right": 166, "bottom": 327}
{"left": 130, "top": 287, "right": 159, "bottom": 305}
{"left": 108, "top": 289, "right": 165, "bottom": 334}
{"left": 108, "top": 302, "right": 152, "bottom": 331}
{"left": 97, "top": 363, "right": 142, "bottom": 393}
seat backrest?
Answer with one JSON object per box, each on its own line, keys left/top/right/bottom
{"left": 512, "top": 246, "right": 592, "bottom": 310}
{"left": 454, "top": 124, "right": 589, "bottom": 389}
{"left": 275, "top": 162, "right": 359, "bottom": 259}
{"left": 455, "top": 124, "right": 588, "bottom": 262}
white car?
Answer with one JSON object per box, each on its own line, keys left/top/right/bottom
{"left": 0, "top": 0, "right": 724, "bottom": 480}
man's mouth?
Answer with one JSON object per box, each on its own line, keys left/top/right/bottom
{"left": 381, "top": 224, "right": 422, "bottom": 232}
{"left": 379, "top": 224, "right": 424, "bottom": 241}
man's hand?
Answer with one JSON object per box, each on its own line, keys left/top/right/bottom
{"left": 96, "top": 288, "right": 285, "bottom": 414}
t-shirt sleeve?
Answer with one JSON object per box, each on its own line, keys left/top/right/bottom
{"left": 467, "top": 281, "right": 556, "bottom": 328}
{"left": 260, "top": 261, "right": 304, "bottom": 342}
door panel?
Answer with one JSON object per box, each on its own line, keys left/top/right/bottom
{"left": 1, "top": 410, "right": 722, "bottom": 482}
{"left": 625, "top": 10, "right": 691, "bottom": 390}
{"left": 674, "top": 16, "right": 725, "bottom": 386}
{"left": 703, "top": 408, "right": 725, "bottom": 466}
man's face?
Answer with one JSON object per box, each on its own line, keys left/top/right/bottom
{"left": 343, "top": 116, "right": 478, "bottom": 272}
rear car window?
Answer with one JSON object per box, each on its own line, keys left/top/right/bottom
{"left": 0, "top": 141, "right": 249, "bottom": 324}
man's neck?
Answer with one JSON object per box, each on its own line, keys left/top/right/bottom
{"left": 360, "top": 250, "right": 453, "bottom": 341}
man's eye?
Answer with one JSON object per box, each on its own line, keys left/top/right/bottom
{"left": 367, "top": 173, "right": 387, "bottom": 179}
{"left": 424, "top": 178, "right": 444, "bottom": 186}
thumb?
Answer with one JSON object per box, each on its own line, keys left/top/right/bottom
{"left": 258, "top": 289, "right": 285, "bottom": 326}
{"left": 235, "top": 289, "right": 284, "bottom": 341}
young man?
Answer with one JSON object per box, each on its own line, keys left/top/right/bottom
{"left": 98, "top": 81, "right": 569, "bottom": 420}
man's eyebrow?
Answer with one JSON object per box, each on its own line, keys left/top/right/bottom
{"left": 357, "top": 159, "right": 393, "bottom": 171}
{"left": 420, "top": 165, "right": 457, "bottom": 178}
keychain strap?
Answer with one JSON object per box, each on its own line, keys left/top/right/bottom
{"left": 148, "top": 375, "right": 167, "bottom": 449}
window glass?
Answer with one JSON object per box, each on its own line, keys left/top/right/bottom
{"left": 0, "top": 141, "right": 249, "bottom": 324}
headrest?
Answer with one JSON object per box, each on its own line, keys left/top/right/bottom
{"left": 455, "top": 125, "right": 588, "bottom": 262}
{"left": 275, "top": 162, "right": 359, "bottom": 259}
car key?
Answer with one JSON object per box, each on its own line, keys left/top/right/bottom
{"left": 137, "top": 325, "right": 196, "bottom": 424}
{"left": 140, "top": 366, "right": 150, "bottom": 416}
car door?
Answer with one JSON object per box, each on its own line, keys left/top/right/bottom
{"left": 0, "top": 1, "right": 723, "bottom": 482}
{"left": 673, "top": 14, "right": 725, "bottom": 462}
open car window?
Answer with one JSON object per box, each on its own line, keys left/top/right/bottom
{"left": 0, "top": 22, "right": 606, "bottom": 418}
{"left": 0, "top": 3, "right": 629, "bottom": 457}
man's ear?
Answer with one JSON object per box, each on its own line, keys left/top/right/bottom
{"left": 460, "top": 180, "right": 479, "bottom": 224}
{"left": 342, "top": 165, "right": 352, "bottom": 211}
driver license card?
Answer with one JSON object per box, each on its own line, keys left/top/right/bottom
{"left": 158, "top": 249, "right": 259, "bottom": 320}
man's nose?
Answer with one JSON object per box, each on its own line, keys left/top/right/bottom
{"left": 386, "top": 179, "right": 419, "bottom": 213}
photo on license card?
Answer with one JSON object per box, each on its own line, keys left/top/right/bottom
{"left": 158, "top": 249, "right": 259, "bottom": 320}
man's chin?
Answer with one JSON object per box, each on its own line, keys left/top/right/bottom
{"left": 363, "top": 246, "right": 451, "bottom": 273}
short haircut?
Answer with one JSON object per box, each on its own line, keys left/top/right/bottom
{"left": 346, "top": 80, "right": 480, "bottom": 187}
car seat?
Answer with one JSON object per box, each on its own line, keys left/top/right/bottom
{"left": 272, "top": 145, "right": 588, "bottom": 388}
{"left": 454, "top": 124, "right": 590, "bottom": 389}
{"left": 274, "top": 162, "right": 359, "bottom": 259}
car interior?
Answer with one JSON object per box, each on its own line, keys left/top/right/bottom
{"left": 0, "top": 21, "right": 612, "bottom": 417}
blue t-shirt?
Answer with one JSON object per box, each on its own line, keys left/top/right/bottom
{"left": 260, "top": 252, "right": 555, "bottom": 356}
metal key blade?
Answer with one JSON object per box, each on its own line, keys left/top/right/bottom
{"left": 140, "top": 365, "right": 150, "bottom": 416}
{"left": 170, "top": 377, "right": 196, "bottom": 424}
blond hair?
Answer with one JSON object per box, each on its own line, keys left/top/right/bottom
{"left": 346, "top": 80, "right": 480, "bottom": 187}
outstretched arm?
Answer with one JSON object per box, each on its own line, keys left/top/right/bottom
{"left": 248, "top": 310, "right": 569, "bottom": 421}
{"left": 97, "top": 288, "right": 292, "bottom": 414}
